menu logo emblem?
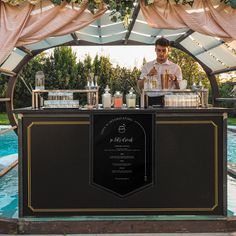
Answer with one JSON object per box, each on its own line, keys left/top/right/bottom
{"left": 118, "top": 124, "right": 126, "bottom": 134}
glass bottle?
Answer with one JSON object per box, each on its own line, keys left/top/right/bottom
{"left": 114, "top": 91, "right": 123, "bottom": 108}
{"left": 35, "top": 71, "right": 45, "bottom": 90}
{"left": 151, "top": 76, "right": 158, "bottom": 89}
{"left": 144, "top": 76, "right": 151, "bottom": 90}
{"left": 126, "top": 87, "right": 136, "bottom": 108}
{"left": 102, "top": 85, "right": 112, "bottom": 108}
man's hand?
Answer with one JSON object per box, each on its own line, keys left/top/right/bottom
{"left": 168, "top": 74, "right": 180, "bottom": 89}
{"left": 168, "top": 74, "right": 176, "bottom": 81}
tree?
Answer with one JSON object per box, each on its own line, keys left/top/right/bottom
{"left": 92, "top": 54, "right": 100, "bottom": 76}
{"left": 97, "top": 56, "right": 113, "bottom": 99}
{"left": 14, "top": 53, "right": 46, "bottom": 108}
{"left": 169, "top": 48, "right": 209, "bottom": 88}
{"left": 142, "top": 57, "right": 147, "bottom": 66}
{"left": 48, "top": 46, "right": 78, "bottom": 89}
{"left": 0, "top": 74, "right": 8, "bottom": 112}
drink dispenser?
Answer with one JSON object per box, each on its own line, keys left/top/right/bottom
{"left": 114, "top": 91, "right": 123, "bottom": 108}
{"left": 126, "top": 87, "right": 136, "bottom": 108}
{"left": 35, "top": 71, "right": 45, "bottom": 90}
{"left": 102, "top": 85, "right": 112, "bottom": 108}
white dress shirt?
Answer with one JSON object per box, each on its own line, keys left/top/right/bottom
{"left": 140, "top": 59, "right": 183, "bottom": 89}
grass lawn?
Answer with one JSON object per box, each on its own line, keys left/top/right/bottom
{"left": 0, "top": 113, "right": 10, "bottom": 125}
{"left": 228, "top": 117, "right": 236, "bottom": 126}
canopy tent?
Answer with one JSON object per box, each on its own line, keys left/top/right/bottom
{"left": 0, "top": 0, "right": 236, "bottom": 128}
{"left": 1, "top": 0, "right": 236, "bottom": 74}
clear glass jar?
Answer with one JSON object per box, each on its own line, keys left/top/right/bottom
{"left": 114, "top": 91, "right": 123, "bottom": 108}
{"left": 126, "top": 87, "right": 136, "bottom": 108}
{"left": 102, "top": 85, "right": 112, "bottom": 108}
{"left": 35, "top": 71, "right": 45, "bottom": 90}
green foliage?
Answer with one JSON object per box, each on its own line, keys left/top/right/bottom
{"left": 103, "top": 0, "right": 134, "bottom": 21}
{"left": 142, "top": 57, "right": 147, "bottom": 66}
{"left": 97, "top": 56, "right": 113, "bottom": 94}
{"left": 0, "top": 46, "right": 142, "bottom": 108}
{"left": 219, "top": 82, "right": 234, "bottom": 98}
{"left": 0, "top": 113, "right": 9, "bottom": 125}
{"left": 169, "top": 48, "right": 209, "bottom": 88}
{"left": 217, "top": 81, "right": 236, "bottom": 111}
{"left": 14, "top": 53, "right": 46, "bottom": 108}
{"left": 48, "top": 46, "right": 78, "bottom": 89}
{"left": 0, "top": 45, "right": 235, "bottom": 112}
{"left": 0, "top": 74, "right": 8, "bottom": 112}
{"left": 228, "top": 117, "right": 236, "bottom": 125}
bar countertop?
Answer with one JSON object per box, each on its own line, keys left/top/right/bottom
{"left": 13, "top": 106, "right": 230, "bottom": 115}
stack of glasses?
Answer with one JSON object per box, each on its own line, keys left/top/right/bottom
{"left": 44, "top": 92, "right": 80, "bottom": 108}
{"left": 164, "top": 93, "right": 199, "bottom": 107}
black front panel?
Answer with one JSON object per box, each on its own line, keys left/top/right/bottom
{"left": 155, "top": 115, "right": 224, "bottom": 215}
{"left": 92, "top": 113, "right": 154, "bottom": 197}
{"left": 21, "top": 117, "right": 90, "bottom": 216}
{"left": 19, "top": 111, "right": 226, "bottom": 216}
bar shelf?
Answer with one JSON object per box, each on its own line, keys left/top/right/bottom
{"left": 32, "top": 88, "right": 99, "bottom": 109}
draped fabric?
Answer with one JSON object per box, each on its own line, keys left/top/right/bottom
{"left": 0, "top": 0, "right": 106, "bottom": 65}
{"left": 1, "top": 0, "right": 236, "bottom": 66}
{"left": 140, "top": 0, "right": 236, "bottom": 41}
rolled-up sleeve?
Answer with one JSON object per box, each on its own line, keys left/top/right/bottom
{"left": 175, "top": 65, "right": 183, "bottom": 81}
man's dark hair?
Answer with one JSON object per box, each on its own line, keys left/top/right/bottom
{"left": 155, "top": 37, "right": 170, "bottom": 47}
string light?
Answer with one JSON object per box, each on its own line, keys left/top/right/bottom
{"left": 189, "top": 35, "right": 230, "bottom": 68}
{"left": 224, "top": 43, "right": 236, "bottom": 55}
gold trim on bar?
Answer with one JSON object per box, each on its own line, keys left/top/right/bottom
{"left": 156, "top": 120, "right": 218, "bottom": 211}
{"left": 27, "top": 121, "right": 90, "bottom": 212}
{"left": 26, "top": 120, "right": 219, "bottom": 213}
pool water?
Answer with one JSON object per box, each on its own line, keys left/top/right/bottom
{"left": 0, "top": 167, "right": 18, "bottom": 218}
{"left": 228, "top": 129, "right": 236, "bottom": 163}
{"left": 0, "top": 126, "right": 236, "bottom": 218}
{"left": 0, "top": 127, "right": 18, "bottom": 157}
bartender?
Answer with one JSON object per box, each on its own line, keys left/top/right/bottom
{"left": 138, "top": 37, "right": 182, "bottom": 89}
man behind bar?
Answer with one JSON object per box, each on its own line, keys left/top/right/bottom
{"left": 138, "top": 37, "right": 182, "bottom": 89}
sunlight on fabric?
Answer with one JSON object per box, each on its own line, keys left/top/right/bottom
{"left": 30, "top": 3, "right": 54, "bottom": 15}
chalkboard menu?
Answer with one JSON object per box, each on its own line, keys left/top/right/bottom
{"left": 92, "top": 113, "right": 154, "bottom": 197}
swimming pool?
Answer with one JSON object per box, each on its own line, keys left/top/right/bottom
{"left": 0, "top": 126, "right": 236, "bottom": 218}
{"left": 228, "top": 128, "right": 236, "bottom": 163}
{"left": 0, "top": 126, "right": 18, "bottom": 157}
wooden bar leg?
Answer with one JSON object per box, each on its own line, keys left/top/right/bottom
{"left": 35, "top": 93, "right": 39, "bottom": 109}
{"left": 96, "top": 91, "right": 99, "bottom": 108}
{"left": 32, "top": 92, "right": 35, "bottom": 109}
